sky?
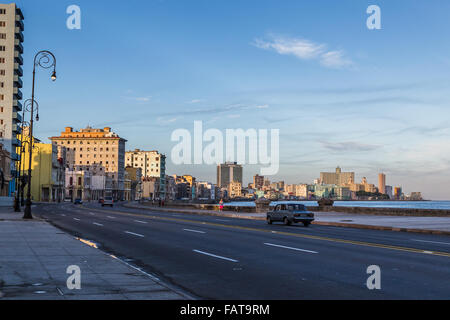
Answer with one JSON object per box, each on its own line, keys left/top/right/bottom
{"left": 8, "top": 0, "right": 450, "bottom": 199}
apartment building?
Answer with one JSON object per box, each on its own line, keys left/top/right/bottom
{"left": 217, "top": 162, "right": 243, "bottom": 188}
{"left": 50, "top": 126, "right": 127, "bottom": 200}
{"left": 0, "top": 3, "right": 24, "bottom": 195}
{"left": 125, "top": 149, "right": 166, "bottom": 199}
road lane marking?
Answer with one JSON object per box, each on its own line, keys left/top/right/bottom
{"left": 93, "top": 222, "right": 103, "bottom": 227}
{"left": 73, "top": 218, "right": 80, "bottom": 221}
{"left": 216, "top": 219, "right": 229, "bottom": 222}
{"left": 264, "top": 242, "right": 318, "bottom": 254}
{"left": 134, "top": 220, "right": 148, "bottom": 224}
{"left": 82, "top": 206, "right": 450, "bottom": 258}
{"left": 107, "top": 216, "right": 116, "bottom": 219}
{"left": 193, "top": 250, "right": 238, "bottom": 262}
{"left": 89, "top": 212, "right": 95, "bottom": 216}
{"left": 125, "top": 231, "right": 145, "bottom": 238}
{"left": 61, "top": 214, "right": 66, "bottom": 217}
{"left": 183, "top": 229, "right": 206, "bottom": 234}
{"left": 411, "top": 239, "right": 450, "bottom": 246}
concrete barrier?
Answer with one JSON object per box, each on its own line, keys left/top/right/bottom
{"left": 142, "top": 201, "right": 450, "bottom": 217}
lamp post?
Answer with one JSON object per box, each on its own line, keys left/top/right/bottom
{"left": 14, "top": 100, "right": 37, "bottom": 212}
{"left": 23, "top": 50, "right": 56, "bottom": 220}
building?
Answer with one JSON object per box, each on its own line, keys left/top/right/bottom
{"left": 125, "top": 166, "right": 142, "bottom": 201}
{"left": 378, "top": 173, "right": 386, "bottom": 194}
{"left": 125, "top": 149, "right": 166, "bottom": 199}
{"left": 228, "top": 181, "right": 242, "bottom": 198}
{"left": 385, "top": 185, "right": 393, "bottom": 199}
{"left": 394, "top": 186, "right": 402, "bottom": 200}
{"left": 50, "top": 126, "right": 126, "bottom": 200}
{"left": 253, "top": 174, "right": 264, "bottom": 190}
{"left": 0, "top": 3, "right": 24, "bottom": 196}
{"left": 19, "top": 135, "right": 66, "bottom": 202}
{"left": 0, "top": 142, "right": 12, "bottom": 200}
{"left": 320, "top": 167, "right": 355, "bottom": 186}
{"left": 217, "top": 162, "right": 242, "bottom": 188}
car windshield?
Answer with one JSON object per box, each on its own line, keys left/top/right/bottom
{"left": 105, "top": 197, "right": 113, "bottom": 200}
{"left": 287, "top": 204, "right": 306, "bottom": 211}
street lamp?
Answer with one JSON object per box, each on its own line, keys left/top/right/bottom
{"left": 14, "top": 100, "right": 37, "bottom": 212}
{"left": 23, "top": 50, "right": 57, "bottom": 220}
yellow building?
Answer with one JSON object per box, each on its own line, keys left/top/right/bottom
{"left": 17, "top": 133, "right": 65, "bottom": 202}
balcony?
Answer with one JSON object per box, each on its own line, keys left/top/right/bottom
{"left": 12, "top": 111, "right": 22, "bottom": 123}
{"left": 14, "top": 39, "right": 23, "bottom": 53}
{"left": 14, "top": 51, "right": 23, "bottom": 65}
{"left": 15, "top": 20, "right": 24, "bottom": 32}
{"left": 14, "top": 63, "right": 23, "bottom": 76}
{"left": 14, "top": 75, "right": 23, "bottom": 88}
{"left": 13, "top": 87, "right": 22, "bottom": 100}
{"left": 15, "top": 28, "right": 24, "bottom": 42}
{"left": 13, "top": 99, "right": 22, "bottom": 112}
{"left": 12, "top": 137, "right": 21, "bottom": 147}
{"left": 12, "top": 124, "right": 21, "bottom": 134}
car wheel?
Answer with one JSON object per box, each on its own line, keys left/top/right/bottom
{"left": 303, "top": 222, "right": 311, "bottom": 227}
{"left": 267, "top": 216, "right": 272, "bottom": 224}
{"left": 284, "top": 217, "right": 291, "bottom": 226}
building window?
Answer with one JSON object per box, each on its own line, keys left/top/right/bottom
{"left": 0, "top": 70, "right": 5, "bottom": 76}
{"left": 0, "top": 46, "right": 5, "bottom": 51}
{"left": 0, "top": 22, "right": 5, "bottom": 27}
{"left": 0, "top": 33, "right": 5, "bottom": 39}
{"left": 0, "top": 58, "right": 5, "bottom": 63}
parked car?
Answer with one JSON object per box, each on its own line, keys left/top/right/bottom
{"left": 74, "top": 198, "right": 83, "bottom": 205}
{"left": 266, "top": 202, "right": 314, "bottom": 227}
{"left": 64, "top": 197, "right": 72, "bottom": 202}
{"left": 98, "top": 198, "right": 104, "bottom": 204}
{"left": 102, "top": 196, "right": 114, "bottom": 207}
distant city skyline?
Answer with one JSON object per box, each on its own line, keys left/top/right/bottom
{"left": 9, "top": 0, "right": 450, "bottom": 200}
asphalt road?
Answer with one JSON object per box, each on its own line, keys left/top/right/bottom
{"left": 34, "top": 202, "right": 450, "bottom": 299}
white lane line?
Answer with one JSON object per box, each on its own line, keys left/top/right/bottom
{"left": 134, "top": 220, "right": 148, "bottom": 224}
{"left": 183, "top": 229, "right": 206, "bottom": 234}
{"left": 264, "top": 242, "right": 318, "bottom": 254}
{"left": 73, "top": 218, "right": 80, "bottom": 221}
{"left": 89, "top": 212, "right": 95, "bottom": 216}
{"left": 215, "top": 219, "right": 229, "bottom": 222}
{"left": 61, "top": 214, "right": 66, "bottom": 217}
{"left": 193, "top": 249, "right": 238, "bottom": 262}
{"left": 93, "top": 222, "right": 104, "bottom": 227}
{"left": 107, "top": 216, "right": 116, "bottom": 219}
{"left": 125, "top": 231, "right": 145, "bottom": 238}
{"left": 411, "top": 239, "right": 450, "bottom": 246}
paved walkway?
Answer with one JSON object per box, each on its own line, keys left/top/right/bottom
{"left": 0, "top": 207, "right": 189, "bottom": 300}
{"left": 127, "top": 203, "right": 450, "bottom": 235}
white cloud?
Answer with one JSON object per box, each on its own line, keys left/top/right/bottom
{"left": 253, "top": 35, "right": 353, "bottom": 69}
{"left": 256, "top": 104, "right": 269, "bottom": 109}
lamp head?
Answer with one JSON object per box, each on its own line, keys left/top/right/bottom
{"left": 51, "top": 71, "right": 57, "bottom": 81}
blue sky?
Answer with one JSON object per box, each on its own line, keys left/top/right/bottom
{"left": 9, "top": 0, "right": 450, "bottom": 199}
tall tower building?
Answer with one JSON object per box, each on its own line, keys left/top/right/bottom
{"left": 217, "top": 162, "right": 243, "bottom": 188}
{"left": 378, "top": 173, "right": 386, "bottom": 194}
{"left": 0, "top": 3, "right": 24, "bottom": 195}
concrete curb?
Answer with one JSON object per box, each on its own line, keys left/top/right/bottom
{"left": 125, "top": 203, "right": 450, "bottom": 236}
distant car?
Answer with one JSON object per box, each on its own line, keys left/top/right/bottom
{"left": 267, "top": 202, "right": 314, "bottom": 227}
{"left": 98, "top": 198, "right": 104, "bottom": 204}
{"left": 102, "top": 196, "right": 114, "bottom": 207}
{"left": 64, "top": 197, "right": 72, "bottom": 202}
{"left": 74, "top": 198, "right": 83, "bottom": 205}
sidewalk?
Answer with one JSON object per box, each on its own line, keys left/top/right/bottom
{"left": 0, "top": 207, "right": 190, "bottom": 300}
{"left": 126, "top": 203, "right": 450, "bottom": 235}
